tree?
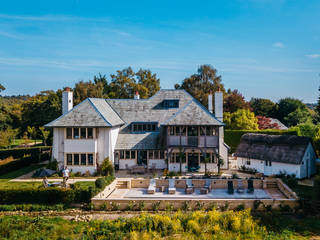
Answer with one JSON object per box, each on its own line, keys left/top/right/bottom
{"left": 257, "top": 116, "right": 280, "bottom": 130}
{"left": 109, "top": 67, "right": 136, "bottom": 99}
{"left": 224, "top": 109, "right": 259, "bottom": 130}
{"left": 275, "top": 98, "right": 311, "bottom": 127}
{"left": 217, "top": 155, "right": 224, "bottom": 174}
{"left": 39, "top": 127, "right": 50, "bottom": 146}
{"left": 73, "top": 80, "right": 106, "bottom": 105}
{"left": 250, "top": 98, "right": 276, "bottom": 117}
{"left": 314, "top": 86, "right": 320, "bottom": 123}
{"left": 284, "top": 107, "right": 312, "bottom": 127}
{"left": 0, "top": 84, "right": 5, "bottom": 93}
{"left": 0, "top": 128, "right": 16, "bottom": 148}
{"left": 93, "top": 73, "right": 110, "bottom": 95}
{"left": 224, "top": 89, "right": 250, "bottom": 113}
{"left": 175, "top": 65, "right": 225, "bottom": 107}
{"left": 136, "top": 69, "right": 160, "bottom": 98}
{"left": 27, "top": 126, "right": 37, "bottom": 145}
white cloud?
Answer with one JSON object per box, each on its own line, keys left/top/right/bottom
{"left": 272, "top": 42, "right": 285, "bottom": 48}
{"left": 0, "top": 31, "right": 21, "bottom": 39}
{"left": 305, "top": 54, "right": 320, "bottom": 59}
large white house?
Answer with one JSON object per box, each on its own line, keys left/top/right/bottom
{"left": 235, "top": 133, "right": 317, "bottom": 179}
{"left": 45, "top": 89, "right": 229, "bottom": 174}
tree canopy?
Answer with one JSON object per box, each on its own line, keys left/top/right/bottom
{"left": 250, "top": 98, "right": 275, "bottom": 117}
{"left": 175, "top": 65, "right": 225, "bottom": 107}
{"left": 224, "top": 89, "right": 250, "bottom": 113}
{"left": 224, "top": 109, "right": 259, "bottom": 130}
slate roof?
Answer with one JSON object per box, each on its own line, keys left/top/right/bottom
{"left": 45, "top": 98, "right": 125, "bottom": 127}
{"left": 234, "top": 133, "right": 312, "bottom": 165}
{"left": 45, "top": 89, "right": 224, "bottom": 150}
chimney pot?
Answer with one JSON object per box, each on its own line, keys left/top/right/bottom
{"left": 134, "top": 91, "right": 140, "bottom": 100}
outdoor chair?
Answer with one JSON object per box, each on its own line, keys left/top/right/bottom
{"left": 185, "top": 179, "right": 194, "bottom": 194}
{"left": 227, "top": 180, "right": 234, "bottom": 194}
{"left": 168, "top": 179, "right": 176, "bottom": 194}
{"left": 200, "top": 179, "right": 212, "bottom": 194}
{"left": 147, "top": 179, "right": 156, "bottom": 194}
{"left": 247, "top": 179, "right": 254, "bottom": 193}
{"left": 237, "top": 179, "right": 244, "bottom": 194}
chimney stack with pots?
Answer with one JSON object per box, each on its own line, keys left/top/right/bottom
{"left": 208, "top": 90, "right": 213, "bottom": 114}
{"left": 134, "top": 91, "right": 140, "bottom": 100}
{"left": 214, "top": 88, "right": 223, "bottom": 122}
{"left": 62, "top": 87, "right": 73, "bottom": 115}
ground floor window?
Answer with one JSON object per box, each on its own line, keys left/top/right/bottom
{"left": 65, "top": 153, "right": 95, "bottom": 166}
{"left": 246, "top": 160, "right": 251, "bottom": 165}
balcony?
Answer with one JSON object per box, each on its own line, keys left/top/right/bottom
{"left": 167, "top": 136, "right": 218, "bottom": 148}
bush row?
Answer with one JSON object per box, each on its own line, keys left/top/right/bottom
{"left": 0, "top": 146, "right": 52, "bottom": 160}
{"left": 0, "top": 176, "right": 115, "bottom": 204}
{"left": 0, "top": 152, "right": 51, "bottom": 175}
{"left": 0, "top": 204, "right": 65, "bottom": 212}
{"left": 224, "top": 129, "right": 299, "bottom": 153}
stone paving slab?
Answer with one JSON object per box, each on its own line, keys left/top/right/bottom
{"left": 110, "top": 188, "right": 272, "bottom": 199}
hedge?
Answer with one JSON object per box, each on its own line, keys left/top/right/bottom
{"left": 224, "top": 129, "right": 299, "bottom": 153}
{"left": 0, "top": 153, "right": 51, "bottom": 175}
{"left": 0, "top": 146, "right": 52, "bottom": 160}
{"left": 0, "top": 176, "right": 115, "bottom": 204}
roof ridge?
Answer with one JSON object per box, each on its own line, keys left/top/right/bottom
{"left": 88, "top": 98, "right": 112, "bottom": 127}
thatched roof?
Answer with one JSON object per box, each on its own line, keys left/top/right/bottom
{"left": 235, "top": 133, "right": 312, "bottom": 165}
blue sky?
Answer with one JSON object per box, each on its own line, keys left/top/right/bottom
{"left": 0, "top": 0, "right": 319, "bottom": 103}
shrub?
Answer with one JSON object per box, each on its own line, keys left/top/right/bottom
{"left": 0, "top": 146, "right": 52, "bottom": 160}
{"left": 46, "top": 159, "right": 58, "bottom": 171}
{"left": 95, "top": 178, "right": 106, "bottom": 189}
{"left": 235, "top": 204, "right": 245, "bottom": 211}
{"left": 98, "top": 157, "right": 114, "bottom": 176}
{"left": 313, "top": 175, "right": 320, "bottom": 201}
{"left": 152, "top": 201, "right": 161, "bottom": 211}
{"left": 0, "top": 204, "right": 65, "bottom": 212}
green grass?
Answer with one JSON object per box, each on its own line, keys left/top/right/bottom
{"left": 0, "top": 164, "right": 45, "bottom": 190}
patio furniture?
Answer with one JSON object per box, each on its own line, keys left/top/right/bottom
{"left": 185, "top": 179, "right": 194, "bottom": 194}
{"left": 159, "top": 185, "right": 166, "bottom": 192}
{"left": 227, "top": 180, "right": 234, "bottom": 194}
{"left": 237, "top": 179, "right": 244, "bottom": 194}
{"left": 247, "top": 179, "right": 254, "bottom": 194}
{"left": 147, "top": 179, "right": 156, "bottom": 194}
{"left": 201, "top": 179, "right": 212, "bottom": 194}
{"left": 168, "top": 179, "right": 176, "bottom": 194}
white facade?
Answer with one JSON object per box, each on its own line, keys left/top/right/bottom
{"left": 52, "top": 126, "right": 120, "bottom": 174}
{"left": 237, "top": 142, "right": 317, "bottom": 179}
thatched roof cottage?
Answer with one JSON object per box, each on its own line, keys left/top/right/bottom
{"left": 235, "top": 133, "right": 317, "bottom": 179}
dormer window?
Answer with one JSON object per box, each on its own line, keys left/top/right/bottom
{"left": 162, "top": 99, "right": 179, "bottom": 109}
{"left": 131, "top": 122, "right": 158, "bottom": 132}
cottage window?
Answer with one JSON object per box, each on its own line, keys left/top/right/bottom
{"left": 73, "top": 154, "right": 80, "bottom": 165}
{"left": 170, "top": 153, "right": 175, "bottom": 163}
{"left": 188, "top": 126, "right": 198, "bottom": 136}
{"left": 81, "top": 154, "right": 87, "bottom": 165}
{"left": 162, "top": 99, "right": 179, "bottom": 108}
{"left": 169, "top": 127, "right": 174, "bottom": 136}
{"left": 200, "top": 153, "right": 205, "bottom": 163}
{"left": 206, "top": 153, "right": 211, "bottom": 163}
{"left": 67, "top": 154, "right": 72, "bottom": 165}
{"left": 80, "top": 128, "right": 86, "bottom": 139}
{"left": 265, "top": 161, "right": 272, "bottom": 166}
{"left": 246, "top": 160, "right": 251, "bottom": 165}
{"left": 87, "top": 128, "right": 93, "bottom": 139}
{"left": 66, "top": 128, "right": 72, "bottom": 139}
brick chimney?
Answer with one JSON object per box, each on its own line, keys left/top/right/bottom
{"left": 62, "top": 87, "right": 73, "bottom": 115}
{"left": 134, "top": 91, "right": 140, "bottom": 100}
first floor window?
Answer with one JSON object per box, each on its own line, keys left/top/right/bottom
{"left": 120, "top": 151, "right": 124, "bottom": 159}
{"left": 81, "top": 154, "right": 87, "bottom": 165}
{"left": 73, "top": 154, "right": 79, "bottom": 165}
{"left": 246, "top": 160, "right": 251, "bottom": 165}
{"left": 66, "top": 128, "right": 72, "bottom": 139}
{"left": 125, "top": 151, "right": 131, "bottom": 159}
{"left": 88, "top": 154, "right": 94, "bottom": 165}
{"left": 67, "top": 154, "right": 72, "bottom": 165}
{"left": 80, "top": 128, "right": 86, "bottom": 139}
{"left": 148, "top": 151, "right": 153, "bottom": 159}
{"left": 73, "top": 128, "right": 80, "bottom": 139}
{"left": 87, "top": 128, "right": 93, "bottom": 138}
{"left": 160, "top": 151, "right": 165, "bottom": 159}
{"left": 131, "top": 151, "right": 136, "bottom": 159}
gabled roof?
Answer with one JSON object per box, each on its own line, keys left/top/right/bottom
{"left": 163, "top": 100, "right": 224, "bottom": 126}
{"left": 115, "top": 132, "right": 161, "bottom": 150}
{"left": 235, "top": 133, "right": 312, "bottom": 165}
{"left": 45, "top": 98, "right": 124, "bottom": 127}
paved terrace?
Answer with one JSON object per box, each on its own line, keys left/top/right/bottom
{"left": 108, "top": 188, "right": 275, "bottom": 199}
